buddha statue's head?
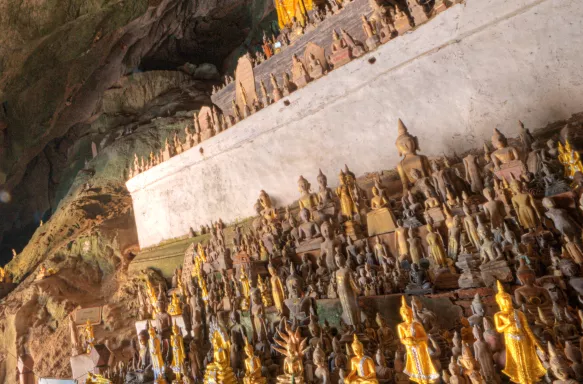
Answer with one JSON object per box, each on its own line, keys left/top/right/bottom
{"left": 138, "top": 329, "right": 149, "bottom": 346}
{"left": 491, "top": 128, "right": 508, "bottom": 149}
{"left": 395, "top": 119, "right": 419, "bottom": 157}
{"left": 495, "top": 280, "right": 513, "bottom": 311}
{"left": 372, "top": 185, "right": 379, "bottom": 197}
{"left": 298, "top": 175, "right": 311, "bottom": 195}
{"left": 399, "top": 296, "right": 413, "bottom": 323}
{"left": 317, "top": 169, "right": 327, "bottom": 188}
{"left": 351, "top": 334, "right": 364, "bottom": 357}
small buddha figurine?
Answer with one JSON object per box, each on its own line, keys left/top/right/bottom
{"left": 170, "top": 322, "right": 186, "bottom": 382}
{"left": 274, "top": 323, "right": 308, "bottom": 383}
{"left": 367, "top": 184, "right": 397, "bottom": 236}
{"left": 317, "top": 169, "right": 336, "bottom": 211}
{"left": 344, "top": 334, "right": 378, "bottom": 383}
{"left": 490, "top": 128, "right": 522, "bottom": 169}
{"left": 291, "top": 54, "right": 312, "bottom": 88}
{"left": 514, "top": 259, "right": 553, "bottom": 319}
{"left": 548, "top": 342, "right": 578, "bottom": 384}
{"left": 426, "top": 223, "right": 448, "bottom": 268}
{"left": 395, "top": 119, "right": 432, "bottom": 193}
{"left": 166, "top": 292, "right": 182, "bottom": 316}
{"left": 510, "top": 179, "right": 541, "bottom": 231}
{"left": 84, "top": 319, "right": 95, "bottom": 353}
{"left": 493, "top": 280, "right": 546, "bottom": 384}
{"left": 407, "top": 227, "right": 425, "bottom": 265}
{"left": 337, "top": 170, "right": 359, "bottom": 222}
{"left": 458, "top": 344, "right": 485, "bottom": 384}
{"left": 204, "top": 322, "right": 238, "bottom": 384}
{"left": 314, "top": 343, "right": 331, "bottom": 383}
{"left": 563, "top": 234, "right": 583, "bottom": 265}
{"left": 397, "top": 296, "right": 440, "bottom": 384}
{"left": 270, "top": 73, "right": 283, "bottom": 102}
{"left": 307, "top": 53, "right": 325, "bottom": 80}
{"left": 542, "top": 197, "right": 581, "bottom": 238}
{"left": 240, "top": 268, "right": 251, "bottom": 311}
{"left": 376, "top": 313, "right": 396, "bottom": 356}
{"left": 467, "top": 294, "right": 487, "bottom": 327}
{"left": 335, "top": 251, "right": 361, "bottom": 326}
{"left": 297, "top": 207, "right": 323, "bottom": 248}
{"left": 472, "top": 325, "right": 499, "bottom": 384}
{"left": 298, "top": 175, "right": 319, "bottom": 212}
{"left": 243, "top": 337, "right": 267, "bottom": 384}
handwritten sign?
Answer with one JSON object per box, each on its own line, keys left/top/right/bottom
{"left": 74, "top": 306, "right": 102, "bottom": 325}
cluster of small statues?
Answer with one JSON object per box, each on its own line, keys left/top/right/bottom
{"left": 132, "top": 0, "right": 462, "bottom": 181}
{"left": 95, "top": 117, "right": 583, "bottom": 384}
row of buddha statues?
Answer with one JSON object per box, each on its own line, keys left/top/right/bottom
{"left": 91, "top": 118, "right": 583, "bottom": 384}
{"left": 129, "top": 0, "right": 462, "bottom": 181}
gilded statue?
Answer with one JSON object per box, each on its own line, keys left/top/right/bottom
{"left": 243, "top": 337, "right": 267, "bottom": 384}
{"left": 274, "top": 0, "right": 312, "bottom": 29}
{"left": 147, "top": 322, "right": 167, "bottom": 384}
{"left": 397, "top": 297, "right": 440, "bottom": 384}
{"left": 337, "top": 170, "right": 359, "bottom": 221}
{"left": 509, "top": 179, "right": 541, "bottom": 231}
{"left": 240, "top": 268, "right": 251, "bottom": 311}
{"left": 204, "top": 322, "right": 238, "bottom": 383}
{"left": 83, "top": 320, "right": 95, "bottom": 353}
{"left": 490, "top": 128, "right": 521, "bottom": 169}
{"left": 344, "top": 334, "right": 379, "bottom": 383}
{"left": 493, "top": 281, "right": 546, "bottom": 384}
{"left": 395, "top": 119, "right": 432, "bottom": 193}
{"left": 274, "top": 322, "right": 309, "bottom": 383}
{"left": 167, "top": 292, "right": 182, "bottom": 316}
{"left": 170, "top": 322, "right": 186, "bottom": 382}
{"left": 269, "top": 263, "right": 286, "bottom": 315}
{"left": 298, "top": 175, "right": 319, "bottom": 212}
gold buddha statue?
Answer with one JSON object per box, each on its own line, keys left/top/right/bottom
{"left": 367, "top": 183, "right": 397, "bottom": 236}
{"left": 344, "top": 334, "right": 379, "bottom": 383}
{"left": 170, "top": 322, "right": 186, "bottom": 382}
{"left": 86, "top": 373, "right": 112, "bottom": 384}
{"left": 395, "top": 119, "right": 432, "bottom": 193}
{"left": 257, "top": 275, "right": 274, "bottom": 307}
{"left": 490, "top": 128, "right": 521, "bottom": 169}
{"left": 148, "top": 321, "right": 167, "bottom": 384}
{"left": 83, "top": 319, "right": 95, "bottom": 353}
{"left": 204, "top": 322, "right": 238, "bottom": 384}
{"left": 397, "top": 296, "right": 439, "bottom": 384}
{"left": 274, "top": 0, "right": 313, "bottom": 29}
{"left": 297, "top": 175, "right": 319, "bottom": 212}
{"left": 243, "top": 337, "right": 267, "bottom": 384}
{"left": 493, "top": 280, "right": 546, "bottom": 384}
{"left": 167, "top": 292, "right": 183, "bottom": 316}
{"left": 274, "top": 322, "right": 308, "bottom": 383}
{"left": 337, "top": 169, "right": 359, "bottom": 221}
{"left": 240, "top": 268, "right": 251, "bottom": 311}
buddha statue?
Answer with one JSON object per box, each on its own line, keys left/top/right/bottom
{"left": 317, "top": 169, "right": 337, "bottom": 213}
{"left": 426, "top": 223, "right": 448, "bottom": 268}
{"left": 337, "top": 170, "right": 359, "bottom": 222}
{"left": 284, "top": 265, "right": 313, "bottom": 323}
{"left": 291, "top": 54, "right": 312, "bottom": 88}
{"left": 510, "top": 179, "right": 541, "bottom": 231}
{"left": 240, "top": 268, "right": 251, "bottom": 311}
{"left": 170, "top": 322, "right": 186, "bottom": 382}
{"left": 376, "top": 313, "right": 396, "bottom": 356}
{"left": 243, "top": 337, "right": 267, "bottom": 384}
{"left": 313, "top": 343, "right": 331, "bottom": 383}
{"left": 166, "top": 292, "right": 182, "bottom": 316}
{"left": 297, "top": 207, "right": 323, "bottom": 251}
{"left": 147, "top": 322, "right": 166, "bottom": 384}
{"left": 344, "top": 334, "right": 378, "bottom": 383}
{"left": 514, "top": 259, "right": 553, "bottom": 320}
{"left": 395, "top": 119, "right": 432, "bottom": 193}
{"left": 297, "top": 175, "right": 319, "bottom": 211}
{"left": 330, "top": 30, "right": 352, "bottom": 68}
{"left": 367, "top": 184, "right": 397, "bottom": 236}
{"left": 274, "top": 323, "right": 308, "bottom": 383}
{"left": 204, "top": 322, "right": 238, "bottom": 384}
{"left": 268, "top": 263, "right": 286, "bottom": 316}
{"left": 493, "top": 281, "right": 546, "bottom": 384}
{"left": 307, "top": 53, "right": 325, "bottom": 80}
{"left": 490, "top": 128, "right": 521, "bottom": 168}
{"left": 259, "top": 190, "right": 277, "bottom": 222}
{"left": 335, "top": 250, "right": 361, "bottom": 326}
{"left": 397, "top": 296, "right": 440, "bottom": 384}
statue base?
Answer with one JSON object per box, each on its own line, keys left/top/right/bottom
{"left": 425, "top": 207, "right": 445, "bottom": 223}
{"left": 432, "top": 267, "right": 460, "bottom": 290}
{"left": 432, "top": 0, "right": 448, "bottom": 15}
{"left": 455, "top": 253, "right": 484, "bottom": 288}
{"left": 294, "top": 74, "right": 312, "bottom": 88}
{"left": 494, "top": 160, "right": 526, "bottom": 181}
{"left": 366, "top": 208, "right": 397, "bottom": 236}
{"left": 480, "top": 260, "right": 513, "bottom": 287}
{"left": 404, "top": 285, "right": 434, "bottom": 295}
{"left": 394, "top": 18, "right": 412, "bottom": 35}
{"left": 409, "top": 5, "right": 429, "bottom": 25}
{"left": 309, "top": 67, "right": 324, "bottom": 80}
{"left": 296, "top": 238, "right": 324, "bottom": 253}
{"left": 330, "top": 48, "right": 353, "bottom": 69}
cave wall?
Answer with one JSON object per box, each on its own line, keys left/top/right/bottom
{"left": 127, "top": 0, "right": 583, "bottom": 249}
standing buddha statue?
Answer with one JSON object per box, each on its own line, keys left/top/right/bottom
{"left": 337, "top": 170, "right": 359, "bottom": 221}
{"left": 397, "top": 296, "right": 440, "bottom": 384}
{"left": 493, "top": 280, "right": 546, "bottom": 384}
{"left": 344, "top": 334, "right": 379, "bottom": 383}
{"left": 147, "top": 321, "right": 167, "bottom": 384}
{"left": 170, "top": 322, "right": 186, "bottom": 382}
{"left": 268, "top": 263, "right": 286, "bottom": 315}
{"left": 240, "top": 268, "right": 251, "bottom": 311}
{"left": 395, "top": 119, "right": 432, "bottom": 193}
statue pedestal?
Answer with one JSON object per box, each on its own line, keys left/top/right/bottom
{"left": 330, "top": 48, "right": 353, "bottom": 69}
{"left": 480, "top": 260, "right": 513, "bottom": 287}
{"left": 394, "top": 17, "right": 412, "bottom": 35}
{"left": 70, "top": 345, "right": 110, "bottom": 384}
{"left": 432, "top": 0, "right": 447, "bottom": 15}
{"left": 367, "top": 208, "right": 397, "bottom": 236}
{"left": 494, "top": 160, "right": 527, "bottom": 181}
{"left": 425, "top": 207, "right": 445, "bottom": 223}
{"left": 455, "top": 253, "right": 484, "bottom": 288}
{"left": 408, "top": 3, "right": 429, "bottom": 25}
{"left": 365, "top": 35, "right": 380, "bottom": 51}
{"left": 296, "top": 238, "right": 324, "bottom": 254}
{"left": 293, "top": 73, "right": 312, "bottom": 88}
{"left": 432, "top": 267, "right": 460, "bottom": 290}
